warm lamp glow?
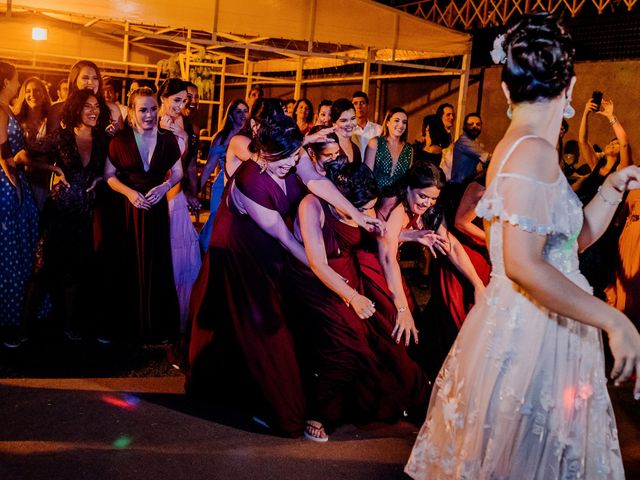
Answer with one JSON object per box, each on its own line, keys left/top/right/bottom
{"left": 32, "top": 27, "right": 48, "bottom": 41}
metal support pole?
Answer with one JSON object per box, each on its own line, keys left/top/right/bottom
{"left": 361, "top": 47, "right": 372, "bottom": 94}
{"left": 123, "top": 21, "right": 130, "bottom": 77}
{"left": 243, "top": 48, "right": 249, "bottom": 76}
{"left": 454, "top": 53, "right": 471, "bottom": 140}
{"left": 217, "top": 56, "right": 227, "bottom": 131}
{"left": 185, "top": 28, "right": 192, "bottom": 82}
{"left": 245, "top": 62, "right": 254, "bottom": 99}
{"left": 374, "top": 63, "right": 383, "bottom": 123}
{"left": 294, "top": 57, "right": 303, "bottom": 100}
{"left": 307, "top": 0, "right": 317, "bottom": 52}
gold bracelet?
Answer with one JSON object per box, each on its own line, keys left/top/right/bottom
{"left": 345, "top": 290, "right": 357, "bottom": 307}
{"left": 609, "top": 116, "right": 618, "bottom": 127}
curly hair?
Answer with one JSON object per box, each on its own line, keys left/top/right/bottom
{"left": 327, "top": 162, "right": 380, "bottom": 209}
{"left": 501, "top": 13, "right": 575, "bottom": 103}
{"left": 62, "top": 89, "right": 109, "bottom": 131}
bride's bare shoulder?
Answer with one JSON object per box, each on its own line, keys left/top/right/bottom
{"left": 488, "top": 136, "right": 559, "bottom": 184}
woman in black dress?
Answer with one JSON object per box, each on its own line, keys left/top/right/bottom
{"left": 33, "top": 89, "right": 109, "bottom": 337}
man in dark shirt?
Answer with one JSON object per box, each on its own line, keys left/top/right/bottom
{"left": 450, "top": 112, "right": 489, "bottom": 184}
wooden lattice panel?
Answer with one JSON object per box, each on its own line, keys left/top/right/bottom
{"left": 398, "top": 0, "right": 638, "bottom": 29}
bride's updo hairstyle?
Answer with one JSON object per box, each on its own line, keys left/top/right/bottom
{"left": 501, "top": 13, "right": 575, "bottom": 103}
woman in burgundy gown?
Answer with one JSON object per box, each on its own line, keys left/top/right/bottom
{"left": 411, "top": 166, "right": 489, "bottom": 380}
{"left": 285, "top": 162, "right": 428, "bottom": 442}
{"left": 102, "top": 87, "right": 182, "bottom": 342}
{"left": 187, "top": 116, "right": 308, "bottom": 438}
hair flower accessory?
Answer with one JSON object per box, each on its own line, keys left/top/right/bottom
{"left": 490, "top": 34, "right": 507, "bottom": 64}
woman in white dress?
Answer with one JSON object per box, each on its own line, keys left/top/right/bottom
{"left": 406, "top": 13, "right": 640, "bottom": 479}
{"left": 158, "top": 78, "right": 202, "bottom": 332}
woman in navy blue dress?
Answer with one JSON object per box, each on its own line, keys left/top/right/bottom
{"left": 0, "top": 62, "right": 39, "bottom": 346}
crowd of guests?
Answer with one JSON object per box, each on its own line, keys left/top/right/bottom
{"left": 0, "top": 54, "right": 637, "bottom": 443}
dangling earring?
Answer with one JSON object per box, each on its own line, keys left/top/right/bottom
{"left": 506, "top": 103, "right": 513, "bottom": 120}
{"left": 563, "top": 95, "right": 575, "bottom": 119}
{"left": 257, "top": 157, "right": 268, "bottom": 173}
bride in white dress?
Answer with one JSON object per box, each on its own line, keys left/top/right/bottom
{"left": 405, "top": 13, "right": 640, "bottom": 479}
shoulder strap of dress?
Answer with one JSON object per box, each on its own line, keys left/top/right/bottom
{"left": 495, "top": 134, "right": 541, "bottom": 176}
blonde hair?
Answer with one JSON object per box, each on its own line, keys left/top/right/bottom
{"left": 127, "top": 87, "right": 157, "bottom": 130}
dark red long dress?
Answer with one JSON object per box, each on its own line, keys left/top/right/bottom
{"left": 187, "top": 160, "right": 306, "bottom": 438}
{"left": 419, "top": 218, "right": 491, "bottom": 380}
{"left": 102, "top": 127, "right": 180, "bottom": 341}
{"left": 284, "top": 199, "right": 427, "bottom": 429}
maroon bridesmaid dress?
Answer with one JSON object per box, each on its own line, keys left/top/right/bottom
{"left": 284, "top": 199, "right": 427, "bottom": 430}
{"left": 187, "top": 160, "right": 306, "bottom": 438}
{"left": 419, "top": 216, "right": 491, "bottom": 380}
{"left": 102, "top": 127, "right": 180, "bottom": 342}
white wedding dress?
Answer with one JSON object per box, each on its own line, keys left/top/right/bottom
{"left": 405, "top": 136, "right": 624, "bottom": 479}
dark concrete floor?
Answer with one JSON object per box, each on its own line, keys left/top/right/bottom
{"left": 0, "top": 372, "right": 638, "bottom": 480}
{"left": 1, "top": 263, "right": 637, "bottom": 479}
{"left": 0, "top": 377, "right": 418, "bottom": 480}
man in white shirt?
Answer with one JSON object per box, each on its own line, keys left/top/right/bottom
{"left": 351, "top": 91, "right": 382, "bottom": 155}
{"left": 435, "top": 103, "right": 456, "bottom": 179}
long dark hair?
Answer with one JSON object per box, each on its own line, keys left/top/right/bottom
{"left": 240, "top": 97, "right": 284, "bottom": 137}
{"left": 381, "top": 107, "right": 409, "bottom": 142}
{"left": 62, "top": 89, "right": 110, "bottom": 133}
{"left": 422, "top": 114, "right": 451, "bottom": 149}
{"left": 14, "top": 76, "right": 51, "bottom": 123}
{"left": 157, "top": 78, "right": 188, "bottom": 103}
{"left": 68, "top": 60, "right": 103, "bottom": 97}
{"left": 401, "top": 162, "right": 446, "bottom": 231}
{"left": 66, "top": 60, "right": 111, "bottom": 127}
{"left": 213, "top": 99, "right": 249, "bottom": 147}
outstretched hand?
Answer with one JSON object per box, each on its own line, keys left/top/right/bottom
{"left": 303, "top": 126, "right": 336, "bottom": 146}
{"left": 584, "top": 99, "right": 599, "bottom": 115}
{"left": 416, "top": 230, "right": 449, "bottom": 257}
{"left": 354, "top": 212, "right": 386, "bottom": 236}
{"left": 392, "top": 309, "right": 419, "bottom": 346}
{"left": 596, "top": 99, "right": 614, "bottom": 119}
